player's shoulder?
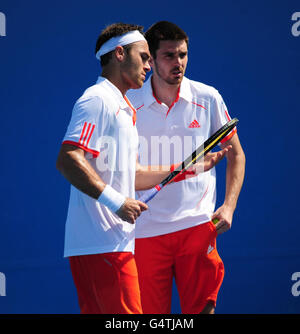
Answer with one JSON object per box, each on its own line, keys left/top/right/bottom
{"left": 77, "top": 80, "right": 119, "bottom": 109}
{"left": 72, "top": 83, "right": 114, "bottom": 118}
{"left": 81, "top": 81, "right": 110, "bottom": 102}
{"left": 187, "top": 78, "right": 222, "bottom": 101}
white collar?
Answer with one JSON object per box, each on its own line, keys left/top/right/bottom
{"left": 96, "top": 76, "right": 128, "bottom": 109}
{"left": 142, "top": 75, "right": 193, "bottom": 108}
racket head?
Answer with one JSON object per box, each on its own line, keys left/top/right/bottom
{"left": 203, "top": 117, "right": 238, "bottom": 152}
{"left": 180, "top": 117, "right": 238, "bottom": 168}
{"left": 161, "top": 118, "right": 239, "bottom": 186}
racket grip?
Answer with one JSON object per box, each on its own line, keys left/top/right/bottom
{"left": 139, "top": 185, "right": 161, "bottom": 203}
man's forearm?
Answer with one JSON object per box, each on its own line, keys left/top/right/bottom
{"left": 223, "top": 148, "right": 245, "bottom": 211}
{"left": 135, "top": 147, "right": 232, "bottom": 191}
{"left": 135, "top": 164, "right": 170, "bottom": 191}
{"left": 57, "top": 144, "right": 148, "bottom": 224}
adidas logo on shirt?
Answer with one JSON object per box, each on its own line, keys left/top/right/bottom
{"left": 188, "top": 119, "right": 201, "bottom": 128}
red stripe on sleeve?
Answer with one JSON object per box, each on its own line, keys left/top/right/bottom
{"left": 86, "top": 124, "right": 95, "bottom": 148}
{"left": 79, "top": 122, "right": 87, "bottom": 144}
{"left": 82, "top": 123, "right": 91, "bottom": 146}
{"left": 62, "top": 140, "right": 100, "bottom": 158}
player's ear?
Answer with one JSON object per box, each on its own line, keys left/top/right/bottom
{"left": 115, "top": 46, "right": 125, "bottom": 62}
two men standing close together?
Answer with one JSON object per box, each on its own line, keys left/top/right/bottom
{"left": 56, "top": 21, "right": 245, "bottom": 314}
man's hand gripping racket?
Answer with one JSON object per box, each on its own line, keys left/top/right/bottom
{"left": 138, "top": 118, "right": 238, "bottom": 204}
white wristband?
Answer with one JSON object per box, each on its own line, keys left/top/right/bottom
{"left": 97, "top": 185, "right": 126, "bottom": 213}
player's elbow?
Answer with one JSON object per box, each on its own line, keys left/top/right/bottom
{"left": 56, "top": 145, "right": 74, "bottom": 175}
{"left": 227, "top": 143, "right": 245, "bottom": 166}
{"left": 233, "top": 149, "right": 246, "bottom": 175}
{"left": 237, "top": 148, "right": 246, "bottom": 167}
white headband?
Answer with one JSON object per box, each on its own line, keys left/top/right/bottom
{"left": 95, "top": 30, "right": 146, "bottom": 60}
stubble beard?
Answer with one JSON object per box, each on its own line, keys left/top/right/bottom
{"left": 154, "top": 59, "right": 184, "bottom": 86}
{"left": 121, "top": 56, "right": 142, "bottom": 90}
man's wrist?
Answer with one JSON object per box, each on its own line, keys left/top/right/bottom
{"left": 98, "top": 185, "right": 126, "bottom": 213}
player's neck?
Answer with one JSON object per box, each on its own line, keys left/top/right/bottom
{"left": 151, "top": 75, "right": 180, "bottom": 108}
{"left": 101, "top": 69, "right": 128, "bottom": 96}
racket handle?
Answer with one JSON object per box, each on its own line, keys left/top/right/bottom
{"left": 139, "top": 185, "right": 161, "bottom": 203}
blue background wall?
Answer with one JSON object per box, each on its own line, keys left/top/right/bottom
{"left": 0, "top": 0, "right": 300, "bottom": 314}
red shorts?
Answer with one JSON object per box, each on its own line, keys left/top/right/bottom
{"left": 69, "top": 252, "right": 142, "bottom": 314}
{"left": 134, "top": 222, "right": 224, "bottom": 314}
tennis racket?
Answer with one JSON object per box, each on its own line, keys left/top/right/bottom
{"left": 139, "top": 118, "right": 238, "bottom": 203}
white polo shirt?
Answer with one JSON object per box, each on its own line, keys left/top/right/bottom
{"left": 127, "top": 76, "right": 236, "bottom": 238}
{"left": 62, "top": 76, "right": 139, "bottom": 257}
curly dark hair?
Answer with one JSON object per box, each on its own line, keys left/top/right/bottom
{"left": 95, "top": 23, "right": 144, "bottom": 66}
{"left": 145, "top": 21, "right": 189, "bottom": 58}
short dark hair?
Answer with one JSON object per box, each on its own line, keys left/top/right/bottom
{"left": 95, "top": 23, "right": 144, "bottom": 66}
{"left": 145, "top": 21, "right": 189, "bottom": 58}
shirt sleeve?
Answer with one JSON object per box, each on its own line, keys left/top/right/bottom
{"left": 210, "top": 89, "right": 237, "bottom": 145}
{"left": 62, "top": 95, "right": 110, "bottom": 158}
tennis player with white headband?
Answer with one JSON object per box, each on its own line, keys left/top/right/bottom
{"left": 95, "top": 30, "right": 146, "bottom": 59}
{"left": 56, "top": 22, "right": 230, "bottom": 314}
